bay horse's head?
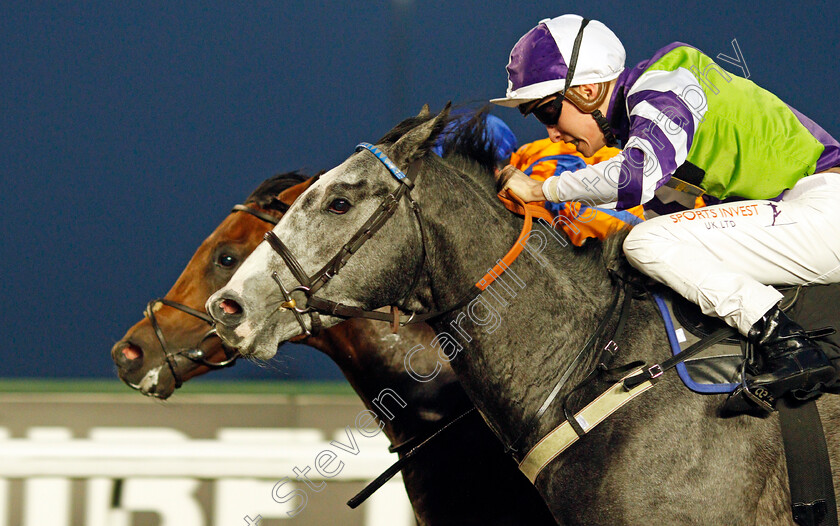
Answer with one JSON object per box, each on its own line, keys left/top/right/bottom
{"left": 111, "top": 172, "right": 314, "bottom": 398}
{"left": 208, "top": 105, "right": 501, "bottom": 359}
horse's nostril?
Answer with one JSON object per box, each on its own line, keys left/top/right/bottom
{"left": 220, "top": 299, "right": 242, "bottom": 315}
{"left": 113, "top": 340, "right": 144, "bottom": 373}
{"left": 208, "top": 292, "right": 246, "bottom": 327}
{"left": 122, "top": 343, "right": 143, "bottom": 361}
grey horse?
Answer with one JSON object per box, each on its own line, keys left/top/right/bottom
{"left": 208, "top": 107, "right": 840, "bottom": 525}
{"left": 113, "top": 169, "right": 557, "bottom": 525}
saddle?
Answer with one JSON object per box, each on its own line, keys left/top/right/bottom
{"left": 493, "top": 187, "right": 840, "bottom": 391}
{"left": 656, "top": 284, "right": 840, "bottom": 394}
{"left": 654, "top": 284, "right": 840, "bottom": 526}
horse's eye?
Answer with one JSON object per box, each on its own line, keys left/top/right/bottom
{"left": 217, "top": 253, "right": 237, "bottom": 268}
{"left": 328, "top": 198, "right": 352, "bottom": 214}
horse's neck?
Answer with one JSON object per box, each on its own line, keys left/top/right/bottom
{"left": 304, "top": 320, "right": 469, "bottom": 446}
{"left": 420, "top": 166, "right": 615, "bottom": 453}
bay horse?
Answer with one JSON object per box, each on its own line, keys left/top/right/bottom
{"left": 208, "top": 106, "right": 840, "bottom": 525}
{"left": 112, "top": 171, "right": 310, "bottom": 398}
{"left": 112, "top": 169, "right": 557, "bottom": 524}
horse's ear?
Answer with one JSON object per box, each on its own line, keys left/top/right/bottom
{"left": 276, "top": 176, "right": 316, "bottom": 206}
{"left": 391, "top": 102, "right": 452, "bottom": 165}
{"left": 417, "top": 104, "right": 431, "bottom": 118}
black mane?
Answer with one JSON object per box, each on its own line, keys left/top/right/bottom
{"left": 435, "top": 105, "right": 500, "bottom": 174}
{"left": 244, "top": 170, "right": 312, "bottom": 212}
{"left": 376, "top": 104, "right": 500, "bottom": 176}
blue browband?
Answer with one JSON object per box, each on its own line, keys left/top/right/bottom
{"left": 355, "top": 142, "right": 411, "bottom": 185}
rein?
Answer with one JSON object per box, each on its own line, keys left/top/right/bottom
{"left": 145, "top": 203, "right": 279, "bottom": 387}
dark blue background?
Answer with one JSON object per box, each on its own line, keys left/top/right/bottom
{"left": 3, "top": 1, "right": 838, "bottom": 379}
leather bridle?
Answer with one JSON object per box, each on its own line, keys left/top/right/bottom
{"left": 264, "top": 142, "right": 435, "bottom": 336}
{"left": 144, "top": 203, "right": 281, "bottom": 387}
{"left": 264, "top": 141, "right": 536, "bottom": 337}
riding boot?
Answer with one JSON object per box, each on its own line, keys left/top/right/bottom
{"left": 723, "top": 305, "right": 837, "bottom": 416}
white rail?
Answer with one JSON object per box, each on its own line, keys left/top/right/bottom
{"left": 0, "top": 427, "right": 398, "bottom": 478}
{"left": 0, "top": 427, "right": 414, "bottom": 526}
{"left": 0, "top": 439, "right": 400, "bottom": 478}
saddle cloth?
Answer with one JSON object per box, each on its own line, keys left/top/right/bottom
{"left": 653, "top": 284, "right": 840, "bottom": 394}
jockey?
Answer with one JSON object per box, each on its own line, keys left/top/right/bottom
{"left": 492, "top": 14, "right": 840, "bottom": 413}
{"left": 435, "top": 108, "right": 644, "bottom": 245}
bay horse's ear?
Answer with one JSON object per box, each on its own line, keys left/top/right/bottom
{"left": 276, "top": 175, "right": 318, "bottom": 206}
{"left": 391, "top": 102, "right": 452, "bottom": 165}
{"left": 417, "top": 104, "right": 431, "bottom": 118}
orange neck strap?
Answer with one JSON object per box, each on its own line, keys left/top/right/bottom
{"left": 475, "top": 190, "right": 534, "bottom": 291}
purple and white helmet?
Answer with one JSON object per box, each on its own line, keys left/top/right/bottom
{"left": 491, "top": 14, "right": 626, "bottom": 108}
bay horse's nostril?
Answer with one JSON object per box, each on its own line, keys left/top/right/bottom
{"left": 220, "top": 299, "right": 242, "bottom": 315}
{"left": 112, "top": 340, "right": 144, "bottom": 373}
{"left": 122, "top": 343, "right": 143, "bottom": 361}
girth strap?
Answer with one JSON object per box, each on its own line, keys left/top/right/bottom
{"left": 779, "top": 398, "right": 838, "bottom": 526}
{"left": 519, "top": 367, "right": 656, "bottom": 483}
{"left": 519, "top": 319, "right": 738, "bottom": 483}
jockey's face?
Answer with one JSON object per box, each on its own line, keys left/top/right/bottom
{"left": 529, "top": 83, "right": 611, "bottom": 158}
{"left": 542, "top": 99, "right": 605, "bottom": 158}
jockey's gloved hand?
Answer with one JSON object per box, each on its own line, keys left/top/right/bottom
{"left": 497, "top": 165, "right": 545, "bottom": 202}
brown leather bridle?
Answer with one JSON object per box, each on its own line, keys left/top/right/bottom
{"left": 264, "top": 142, "right": 536, "bottom": 336}
{"left": 145, "top": 203, "right": 281, "bottom": 387}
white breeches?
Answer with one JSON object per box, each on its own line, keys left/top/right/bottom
{"left": 623, "top": 172, "right": 840, "bottom": 335}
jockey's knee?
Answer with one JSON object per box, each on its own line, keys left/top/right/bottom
{"left": 622, "top": 220, "right": 665, "bottom": 270}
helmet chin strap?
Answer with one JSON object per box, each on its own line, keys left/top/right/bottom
{"left": 564, "top": 82, "right": 619, "bottom": 148}
{"left": 592, "top": 109, "right": 618, "bottom": 148}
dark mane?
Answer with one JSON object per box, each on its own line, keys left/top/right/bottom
{"left": 377, "top": 106, "right": 620, "bottom": 260}
{"left": 245, "top": 170, "right": 312, "bottom": 212}
{"left": 435, "top": 105, "right": 500, "bottom": 175}
{"left": 376, "top": 105, "right": 500, "bottom": 176}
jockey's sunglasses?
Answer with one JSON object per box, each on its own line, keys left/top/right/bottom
{"left": 520, "top": 95, "right": 565, "bottom": 126}
{"left": 517, "top": 18, "right": 590, "bottom": 128}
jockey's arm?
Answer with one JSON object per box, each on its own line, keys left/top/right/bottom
{"left": 505, "top": 146, "right": 659, "bottom": 210}
{"left": 540, "top": 77, "right": 698, "bottom": 209}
